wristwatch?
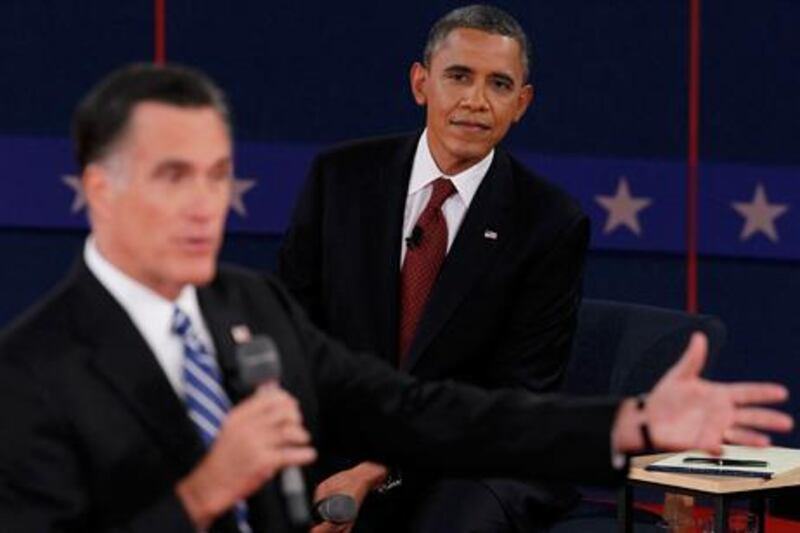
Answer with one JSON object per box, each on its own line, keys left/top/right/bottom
{"left": 375, "top": 466, "right": 402, "bottom": 494}
{"left": 637, "top": 393, "right": 655, "bottom": 450}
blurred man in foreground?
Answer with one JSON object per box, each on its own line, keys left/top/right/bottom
{"left": 0, "top": 63, "right": 792, "bottom": 533}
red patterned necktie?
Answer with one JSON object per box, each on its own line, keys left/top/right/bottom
{"left": 398, "top": 177, "right": 457, "bottom": 364}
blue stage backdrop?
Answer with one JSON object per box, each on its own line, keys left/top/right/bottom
{"left": 0, "top": 0, "right": 798, "bottom": 444}
{"left": 3, "top": 136, "right": 799, "bottom": 261}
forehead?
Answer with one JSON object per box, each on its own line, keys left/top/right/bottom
{"left": 430, "top": 27, "right": 525, "bottom": 78}
{"left": 118, "top": 101, "right": 231, "bottom": 164}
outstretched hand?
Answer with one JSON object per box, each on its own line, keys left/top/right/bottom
{"left": 645, "top": 332, "right": 793, "bottom": 454}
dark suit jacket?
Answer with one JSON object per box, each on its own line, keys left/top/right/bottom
{"left": 279, "top": 133, "right": 590, "bottom": 526}
{"left": 0, "top": 262, "right": 619, "bottom": 533}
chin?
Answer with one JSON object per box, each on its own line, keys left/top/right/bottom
{"left": 447, "top": 139, "right": 491, "bottom": 158}
{"left": 182, "top": 262, "right": 218, "bottom": 287}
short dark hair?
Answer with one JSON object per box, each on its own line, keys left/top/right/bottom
{"left": 423, "top": 4, "right": 532, "bottom": 80}
{"left": 72, "top": 63, "right": 230, "bottom": 170}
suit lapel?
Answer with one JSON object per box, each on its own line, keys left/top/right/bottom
{"left": 359, "top": 134, "right": 419, "bottom": 363}
{"left": 402, "top": 150, "right": 515, "bottom": 372}
{"left": 70, "top": 263, "right": 205, "bottom": 475}
{"left": 196, "top": 284, "right": 249, "bottom": 402}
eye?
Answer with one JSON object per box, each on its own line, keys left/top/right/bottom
{"left": 210, "top": 171, "right": 232, "bottom": 183}
{"left": 161, "top": 167, "right": 188, "bottom": 184}
{"left": 209, "top": 163, "right": 233, "bottom": 182}
{"left": 491, "top": 78, "right": 513, "bottom": 92}
{"left": 154, "top": 162, "right": 192, "bottom": 183}
{"left": 170, "top": 171, "right": 188, "bottom": 183}
{"left": 446, "top": 71, "right": 470, "bottom": 83}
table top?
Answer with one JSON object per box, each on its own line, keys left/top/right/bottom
{"left": 629, "top": 453, "right": 800, "bottom": 494}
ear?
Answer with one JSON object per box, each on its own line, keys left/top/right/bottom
{"left": 409, "top": 62, "right": 429, "bottom": 106}
{"left": 82, "top": 163, "right": 115, "bottom": 222}
{"left": 513, "top": 83, "right": 535, "bottom": 123}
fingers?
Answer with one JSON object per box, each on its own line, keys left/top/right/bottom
{"left": 276, "top": 444, "right": 317, "bottom": 468}
{"left": 221, "top": 386, "right": 316, "bottom": 472}
{"left": 241, "top": 388, "right": 315, "bottom": 459}
{"left": 723, "top": 382, "right": 790, "bottom": 405}
{"left": 229, "top": 387, "right": 310, "bottom": 438}
{"left": 723, "top": 427, "right": 771, "bottom": 447}
{"left": 734, "top": 407, "right": 794, "bottom": 432}
{"left": 667, "top": 332, "right": 708, "bottom": 380}
{"left": 311, "top": 523, "right": 349, "bottom": 533}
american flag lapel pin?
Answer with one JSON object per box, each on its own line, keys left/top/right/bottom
{"left": 230, "top": 324, "right": 252, "bottom": 344}
{"left": 483, "top": 229, "right": 498, "bottom": 241}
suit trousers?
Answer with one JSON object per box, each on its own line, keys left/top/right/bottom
{"left": 353, "top": 476, "right": 574, "bottom": 533}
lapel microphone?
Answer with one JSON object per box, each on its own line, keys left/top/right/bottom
{"left": 406, "top": 225, "right": 424, "bottom": 249}
{"left": 235, "top": 335, "right": 311, "bottom": 527}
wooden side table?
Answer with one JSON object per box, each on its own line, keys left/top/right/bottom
{"left": 619, "top": 453, "right": 800, "bottom": 533}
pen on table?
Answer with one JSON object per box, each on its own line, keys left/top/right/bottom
{"left": 682, "top": 457, "right": 769, "bottom": 468}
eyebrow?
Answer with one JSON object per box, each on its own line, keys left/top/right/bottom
{"left": 208, "top": 156, "right": 233, "bottom": 173}
{"left": 444, "top": 64, "right": 474, "bottom": 76}
{"left": 152, "top": 156, "right": 232, "bottom": 175}
{"left": 152, "top": 160, "right": 191, "bottom": 175}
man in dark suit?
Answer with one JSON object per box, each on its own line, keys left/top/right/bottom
{"left": 0, "top": 63, "right": 791, "bottom": 533}
{"left": 279, "top": 6, "right": 587, "bottom": 532}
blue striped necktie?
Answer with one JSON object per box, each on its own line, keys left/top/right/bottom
{"left": 172, "top": 307, "right": 252, "bottom": 533}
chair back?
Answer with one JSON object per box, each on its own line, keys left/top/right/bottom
{"left": 562, "top": 299, "right": 727, "bottom": 396}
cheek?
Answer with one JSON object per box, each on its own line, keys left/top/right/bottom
{"left": 127, "top": 204, "right": 172, "bottom": 250}
{"left": 492, "top": 106, "right": 518, "bottom": 131}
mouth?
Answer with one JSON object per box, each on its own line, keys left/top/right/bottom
{"left": 178, "top": 236, "right": 218, "bottom": 254}
{"left": 449, "top": 118, "right": 492, "bottom": 133}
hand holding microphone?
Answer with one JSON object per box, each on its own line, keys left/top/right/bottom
{"left": 310, "top": 461, "right": 387, "bottom": 532}
{"left": 312, "top": 494, "right": 358, "bottom": 525}
{"left": 176, "top": 336, "right": 316, "bottom": 530}
{"left": 236, "top": 335, "right": 314, "bottom": 526}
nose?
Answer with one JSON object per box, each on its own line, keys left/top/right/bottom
{"left": 185, "top": 176, "right": 229, "bottom": 222}
{"left": 460, "top": 81, "right": 489, "bottom": 111}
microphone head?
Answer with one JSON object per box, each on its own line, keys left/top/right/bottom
{"left": 313, "top": 494, "right": 358, "bottom": 525}
{"left": 235, "top": 335, "right": 281, "bottom": 390}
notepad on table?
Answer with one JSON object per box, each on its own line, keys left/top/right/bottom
{"left": 645, "top": 445, "right": 800, "bottom": 480}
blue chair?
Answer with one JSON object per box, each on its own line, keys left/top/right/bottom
{"left": 549, "top": 299, "right": 727, "bottom": 532}
{"left": 562, "top": 299, "right": 727, "bottom": 397}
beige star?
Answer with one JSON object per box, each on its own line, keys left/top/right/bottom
{"left": 62, "top": 175, "right": 87, "bottom": 213}
{"left": 731, "top": 183, "right": 789, "bottom": 243}
{"left": 230, "top": 178, "right": 257, "bottom": 217}
{"left": 595, "top": 177, "right": 652, "bottom": 236}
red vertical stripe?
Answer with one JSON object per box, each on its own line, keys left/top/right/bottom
{"left": 154, "top": 0, "right": 166, "bottom": 64}
{"left": 686, "top": 0, "right": 701, "bottom": 313}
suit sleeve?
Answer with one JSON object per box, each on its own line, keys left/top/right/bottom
{"left": 0, "top": 355, "right": 195, "bottom": 533}
{"left": 484, "top": 212, "right": 590, "bottom": 392}
{"left": 264, "top": 276, "right": 625, "bottom": 486}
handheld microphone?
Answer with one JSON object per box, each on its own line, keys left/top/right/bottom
{"left": 311, "top": 494, "right": 358, "bottom": 525}
{"left": 235, "top": 335, "right": 311, "bottom": 526}
{"left": 405, "top": 225, "right": 424, "bottom": 249}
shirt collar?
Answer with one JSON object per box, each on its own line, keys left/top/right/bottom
{"left": 407, "top": 128, "right": 494, "bottom": 206}
{"left": 84, "top": 237, "right": 203, "bottom": 338}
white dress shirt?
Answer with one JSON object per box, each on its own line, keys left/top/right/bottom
{"left": 84, "top": 237, "right": 217, "bottom": 397}
{"left": 400, "top": 129, "right": 494, "bottom": 266}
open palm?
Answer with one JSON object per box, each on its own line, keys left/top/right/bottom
{"left": 646, "top": 333, "right": 792, "bottom": 454}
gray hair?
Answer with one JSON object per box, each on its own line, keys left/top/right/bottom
{"left": 423, "top": 4, "right": 532, "bottom": 80}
